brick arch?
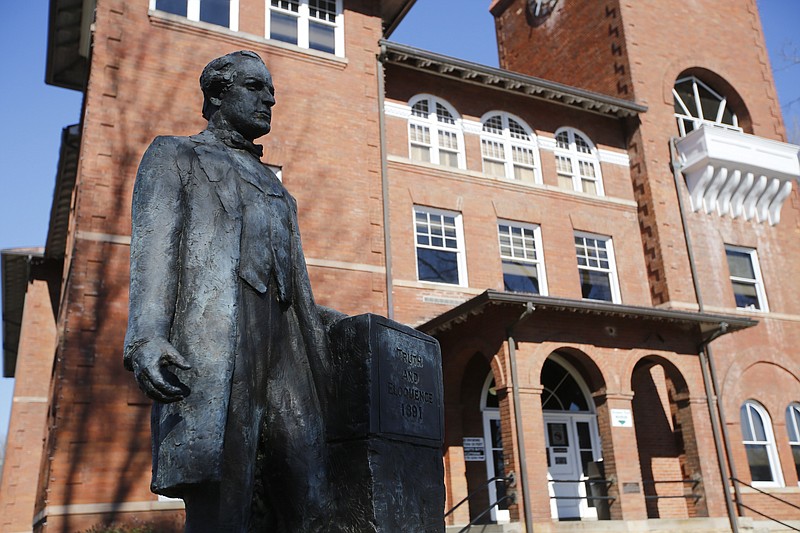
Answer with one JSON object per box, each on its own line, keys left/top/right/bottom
{"left": 542, "top": 346, "right": 607, "bottom": 397}
{"left": 659, "top": 59, "right": 753, "bottom": 133}
{"left": 721, "top": 359, "right": 800, "bottom": 417}
{"left": 626, "top": 353, "right": 691, "bottom": 397}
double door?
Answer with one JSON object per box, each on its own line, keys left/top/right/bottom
{"left": 543, "top": 413, "right": 601, "bottom": 520}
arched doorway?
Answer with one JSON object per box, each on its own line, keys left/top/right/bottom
{"left": 631, "top": 356, "right": 703, "bottom": 518}
{"left": 481, "top": 372, "right": 510, "bottom": 523}
{"left": 541, "top": 354, "right": 603, "bottom": 520}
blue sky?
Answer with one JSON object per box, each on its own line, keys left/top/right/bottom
{"left": 1, "top": 1, "right": 799, "bottom": 440}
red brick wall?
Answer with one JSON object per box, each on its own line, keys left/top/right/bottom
{"left": 0, "top": 279, "right": 57, "bottom": 532}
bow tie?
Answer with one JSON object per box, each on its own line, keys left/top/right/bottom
{"left": 209, "top": 127, "right": 264, "bottom": 158}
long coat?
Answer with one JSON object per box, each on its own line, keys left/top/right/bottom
{"left": 123, "top": 130, "right": 330, "bottom": 494}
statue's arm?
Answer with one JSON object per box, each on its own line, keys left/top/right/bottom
{"left": 123, "top": 136, "right": 191, "bottom": 403}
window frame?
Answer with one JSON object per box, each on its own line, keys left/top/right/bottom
{"left": 573, "top": 231, "right": 620, "bottom": 304}
{"left": 724, "top": 245, "right": 768, "bottom": 312}
{"left": 413, "top": 205, "right": 468, "bottom": 287}
{"left": 497, "top": 220, "right": 547, "bottom": 295}
{"left": 673, "top": 75, "right": 741, "bottom": 136}
{"left": 480, "top": 112, "right": 542, "bottom": 184}
{"left": 740, "top": 400, "right": 784, "bottom": 488}
{"left": 265, "top": 0, "right": 345, "bottom": 57}
{"left": 786, "top": 403, "right": 800, "bottom": 486}
{"left": 151, "top": 0, "right": 240, "bottom": 30}
{"left": 553, "top": 127, "right": 604, "bottom": 196}
{"left": 407, "top": 95, "right": 465, "bottom": 170}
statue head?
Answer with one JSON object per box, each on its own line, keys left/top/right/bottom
{"left": 200, "top": 50, "right": 275, "bottom": 141}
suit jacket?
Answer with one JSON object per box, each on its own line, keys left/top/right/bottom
{"left": 123, "top": 130, "right": 330, "bottom": 493}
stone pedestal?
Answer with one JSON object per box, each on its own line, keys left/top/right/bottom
{"left": 327, "top": 314, "right": 445, "bottom": 533}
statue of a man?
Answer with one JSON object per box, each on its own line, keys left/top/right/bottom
{"left": 123, "top": 50, "right": 338, "bottom": 532}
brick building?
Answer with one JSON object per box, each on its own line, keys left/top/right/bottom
{"left": 2, "top": 0, "right": 799, "bottom": 531}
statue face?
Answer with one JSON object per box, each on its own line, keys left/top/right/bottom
{"left": 217, "top": 57, "right": 276, "bottom": 141}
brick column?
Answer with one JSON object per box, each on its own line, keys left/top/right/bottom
{"left": 595, "top": 392, "right": 647, "bottom": 520}
{"left": 444, "top": 404, "right": 470, "bottom": 526}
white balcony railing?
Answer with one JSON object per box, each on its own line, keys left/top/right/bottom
{"left": 675, "top": 125, "right": 800, "bottom": 225}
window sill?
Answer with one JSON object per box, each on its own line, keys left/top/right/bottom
{"left": 393, "top": 278, "right": 484, "bottom": 294}
{"left": 148, "top": 10, "right": 348, "bottom": 69}
{"left": 735, "top": 485, "right": 799, "bottom": 494}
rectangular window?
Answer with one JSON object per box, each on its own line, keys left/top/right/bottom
{"left": 498, "top": 221, "right": 546, "bottom": 295}
{"left": 574, "top": 232, "right": 619, "bottom": 303}
{"left": 414, "top": 207, "right": 466, "bottom": 286}
{"left": 267, "top": 0, "right": 343, "bottom": 56}
{"left": 153, "top": 0, "right": 238, "bottom": 29}
{"left": 725, "top": 245, "right": 768, "bottom": 311}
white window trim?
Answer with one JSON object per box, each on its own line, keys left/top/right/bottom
{"left": 265, "top": 0, "right": 345, "bottom": 57}
{"left": 413, "top": 206, "right": 468, "bottom": 288}
{"left": 725, "top": 245, "right": 769, "bottom": 312}
{"left": 673, "top": 75, "right": 741, "bottom": 137}
{"left": 554, "top": 127, "right": 605, "bottom": 196}
{"left": 787, "top": 403, "right": 800, "bottom": 487}
{"left": 741, "top": 400, "right": 784, "bottom": 488}
{"left": 497, "top": 219, "right": 548, "bottom": 296}
{"left": 150, "top": 0, "right": 239, "bottom": 30}
{"left": 480, "top": 111, "right": 543, "bottom": 184}
{"left": 574, "top": 231, "right": 621, "bottom": 304}
{"left": 407, "top": 94, "right": 466, "bottom": 170}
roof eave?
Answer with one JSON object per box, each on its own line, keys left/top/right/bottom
{"left": 418, "top": 290, "right": 757, "bottom": 338}
{"left": 379, "top": 40, "right": 647, "bottom": 119}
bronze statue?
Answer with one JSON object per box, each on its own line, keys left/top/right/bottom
{"left": 123, "top": 50, "right": 341, "bottom": 532}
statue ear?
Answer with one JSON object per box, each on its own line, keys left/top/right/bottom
{"left": 209, "top": 96, "right": 223, "bottom": 107}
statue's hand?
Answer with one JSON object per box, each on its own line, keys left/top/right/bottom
{"left": 130, "top": 338, "right": 191, "bottom": 403}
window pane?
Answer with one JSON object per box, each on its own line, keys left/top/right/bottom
{"left": 410, "top": 145, "right": 430, "bottom": 163}
{"left": 582, "top": 179, "right": 597, "bottom": 195}
{"left": 577, "top": 422, "right": 592, "bottom": 449}
{"left": 270, "top": 11, "right": 298, "bottom": 44}
{"left": 483, "top": 115, "right": 503, "bottom": 135}
{"left": 156, "top": 0, "right": 187, "bottom": 16}
{"left": 309, "top": 0, "right": 336, "bottom": 22}
{"left": 745, "top": 444, "right": 774, "bottom": 482}
{"left": 514, "top": 165, "right": 536, "bottom": 182}
{"left": 579, "top": 270, "right": 612, "bottom": 301}
{"left": 440, "top": 150, "right": 459, "bottom": 168}
{"left": 732, "top": 281, "right": 760, "bottom": 309}
{"left": 502, "top": 260, "right": 539, "bottom": 294}
{"left": 793, "top": 445, "right": 800, "bottom": 482}
{"left": 484, "top": 159, "right": 506, "bottom": 178}
{"left": 199, "top": 0, "right": 230, "bottom": 26}
{"left": 726, "top": 249, "right": 756, "bottom": 279}
{"left": 309, "top": 21, "right": 335, "bottom": 54}
{"left": 558, "top": 174, "right": 574, "bottom": 190}
{"left": 787, "top": 406, "right": 800, "bottom": 442}
{"left": 417, "top": 248, "right": 459, "bottom": 284}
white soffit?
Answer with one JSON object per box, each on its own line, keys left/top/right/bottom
{"left": 676, "top": 125, "right": 800, "bottom": 225}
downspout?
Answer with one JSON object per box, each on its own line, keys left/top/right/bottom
{"left": 377, "top": 45, "right": 394, "bottom": 319}
{"left": 670, "top": 139, "right": 743, "bottom": 532}
{"left": 507, "top": 302, "right": 535, "bottom": 533}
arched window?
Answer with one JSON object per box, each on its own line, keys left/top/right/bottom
{"left": 740, "top": 401, "right": 783, "bottom": 487}
{"left": 786, "top": 403, "right": 800, "bottom": 485}
{"left": 408, "top": 95, "right": 464, "bottom": 169}
{"left": 480, "top": 112, "right": 541, "bottom": 183}
{"left": 541, "top": 358, "right": 592, "bottom": 412}
{"left": 554, "top": 128, "right": 603, "bottom": 196}
{"left": 673, "top": 76, "right": 740, "bottom": 136}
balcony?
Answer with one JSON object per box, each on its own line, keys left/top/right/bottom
{"left": 675, "top": 125, "right": 800, "bottom": 225}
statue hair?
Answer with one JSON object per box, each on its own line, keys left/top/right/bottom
{"left": 200, "top": 50, "right": 265, "bottom": 120}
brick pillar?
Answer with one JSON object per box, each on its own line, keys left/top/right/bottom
{"left": 0, "top": 279, "right": 57, "bottom": 533}
{"left": 595, "top": 392, "right": 647, "bottom": 520}
{"left": 444, "top": 403, "right": 470, "bottom": 526}
{"left": 686, "top": 394, "right": 728, "bottom": 518}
